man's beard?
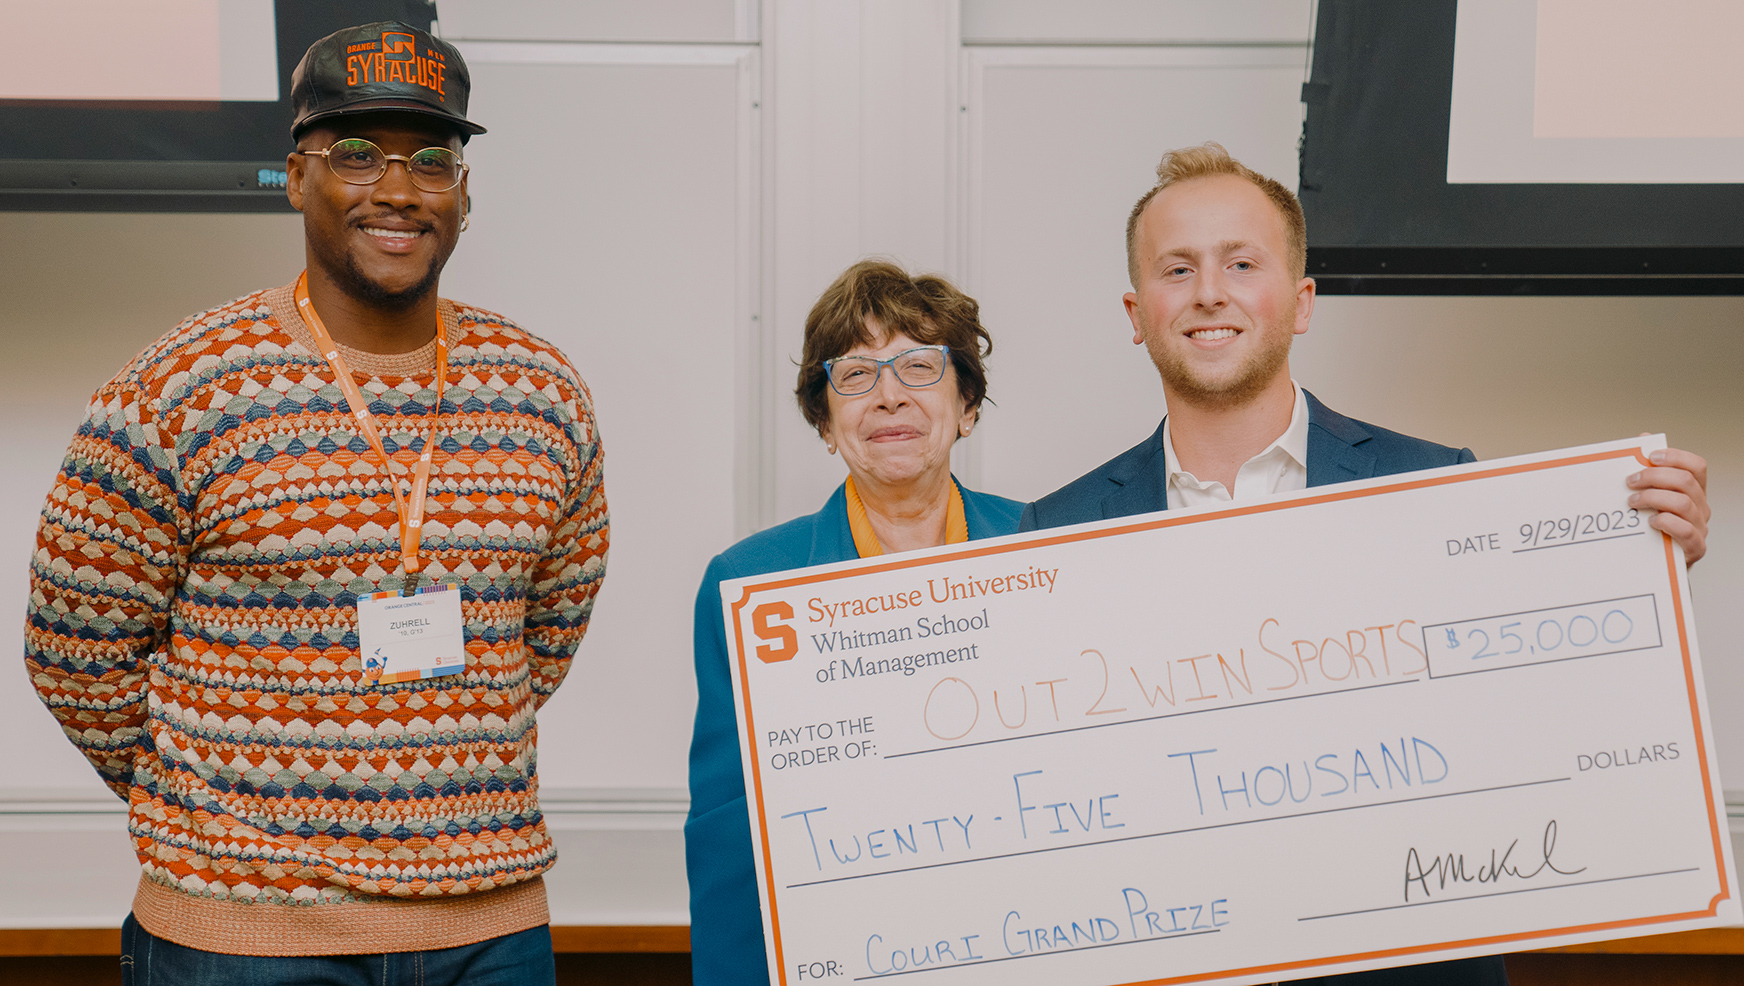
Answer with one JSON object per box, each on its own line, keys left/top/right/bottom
{"left": 308, "top": 218, "right": 446, "bottom": 313}
{"left": 335, "top": 251, "right": 443, "bottom": 312}
{"left": 1147, "top": 312, "right": 1295, "bottom": 411}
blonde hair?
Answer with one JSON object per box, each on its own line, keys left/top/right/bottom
{"left": 1124, "top": 142, "right": 1307, "bottom": 284}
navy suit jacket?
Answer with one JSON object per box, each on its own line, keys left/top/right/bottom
{"left": 1017, "top": 392, "right": 1507, "bottom": 986}
{"left": 1021, "top": 390, "right": 1476, "bottom": 531}
{"left": 686, "top": 481, "right": 1024, "bottom": 986}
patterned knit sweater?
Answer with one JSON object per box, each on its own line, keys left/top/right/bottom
{"left": 25, "top": 283, "right": 608, "bottom": 955}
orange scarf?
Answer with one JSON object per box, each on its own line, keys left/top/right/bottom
{"left": 844, "top": 476, "right": 969, "bottom": 558}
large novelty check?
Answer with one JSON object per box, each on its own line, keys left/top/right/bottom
{"left": 721, "top": 437, "right": 1739, "bottom": 986}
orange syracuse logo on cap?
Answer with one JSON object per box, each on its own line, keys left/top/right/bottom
{"left": 342, "top": 30, "right": 449, "bottom": 100}
{"left": 383, "top": 32, "right": 415, "bottom": 59}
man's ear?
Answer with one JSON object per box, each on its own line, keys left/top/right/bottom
{"left": 285, "top": 150, "right": 307, "bottom": 212}
{"left": 1293, "top": 276, "right": 1316, "bottom": 336}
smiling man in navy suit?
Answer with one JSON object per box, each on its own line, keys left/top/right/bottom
{"left": 1019, "top": 143, "right": 1711, "bottom": 985}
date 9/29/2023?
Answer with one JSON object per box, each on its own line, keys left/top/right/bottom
{"left": 1520, "top": 508, "right": 1643, "bottom": 550}
{"left": 1443, "top": 508, "right": 1642, "bottom": 558}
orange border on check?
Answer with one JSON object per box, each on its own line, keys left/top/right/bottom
{"left": 728, "top": 444, "right": 1728, "bottom": 986}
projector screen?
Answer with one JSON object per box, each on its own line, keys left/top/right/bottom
{"left": 1299, "top": 0, "right": 1744, "bottom": 294}
{"left": 0, "top": 0, "right": 437, "bottom": 212}
{"left": 0, "top": 1, "right": 279, "bottom": 104}
{"left": 1447, "top": 0, "right": 1744, "bottom": 184}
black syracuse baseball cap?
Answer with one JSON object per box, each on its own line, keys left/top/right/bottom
{"left": 289, "top": 21, "right": 486, "bottom": 141}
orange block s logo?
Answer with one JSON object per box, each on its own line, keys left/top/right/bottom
{"left": 382, "top": 32, "right": 416, "bottom": 60}
{"left": 752, "top": 602, "right": 798, "bottom": 663}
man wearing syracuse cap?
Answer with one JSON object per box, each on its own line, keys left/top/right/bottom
{"left": 25, "top": 22, "right": 608, "bottom": 983}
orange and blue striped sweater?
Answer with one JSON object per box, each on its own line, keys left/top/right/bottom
{"left": 25, "top": 282, "right": 608, "bottom": 955}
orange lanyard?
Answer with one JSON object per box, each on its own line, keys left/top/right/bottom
{"left": 294, "top": 270, "right": 448, "bottom": 576}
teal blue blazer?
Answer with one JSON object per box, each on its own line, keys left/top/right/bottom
{"left": 685, "top": 481, "right": 1023, "bottom": 986}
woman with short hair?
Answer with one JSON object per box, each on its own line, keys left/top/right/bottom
{"left": 684, "top": 260, "right": 1022, "bottom": 984}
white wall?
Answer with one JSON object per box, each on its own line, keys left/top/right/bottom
{"left": 3, "top": 0, "right": 1742, "bottom": 926}
{"left": 440, "top": 47, "right": 754, "bottom": 794}
{"left": 0, "top": 212, "right": 306, "bottom": 796}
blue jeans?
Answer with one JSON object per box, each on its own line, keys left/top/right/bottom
{"left": 119, "top": 913, "right": 557, "bottom": 986}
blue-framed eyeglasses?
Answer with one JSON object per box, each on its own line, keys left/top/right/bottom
{"left": 823, "top": 345, "right": 951, "bottom": 396}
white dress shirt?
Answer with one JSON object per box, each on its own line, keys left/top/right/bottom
{"left": 1162, "top": 381, "right": 1309, "bottom": 510}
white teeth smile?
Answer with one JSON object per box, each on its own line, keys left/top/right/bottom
{"left": 363, "top": 227, "right": 421, "bottom": 240}
{"left": 1189, "top": 328, "right": 1238, "bottom": 340}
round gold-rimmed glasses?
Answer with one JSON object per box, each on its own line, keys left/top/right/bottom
{"left": 297, "top": 137, "right": 468, "bottom": 193}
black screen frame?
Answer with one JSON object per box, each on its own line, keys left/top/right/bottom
{"left": 0, "top": 0, "right": 436, "bottom": 213}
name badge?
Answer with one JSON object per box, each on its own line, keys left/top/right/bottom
{"left": 356, "top": 583, "right": 466, "bottom": 683}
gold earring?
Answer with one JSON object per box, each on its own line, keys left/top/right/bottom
{"left": 460, "top": 213, "right": 470, "bottom": 232}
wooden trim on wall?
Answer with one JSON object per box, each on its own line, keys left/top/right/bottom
{"left": 0, "top": 929, "right": 121, "bottom": 956}
{"left": 1529, "top": 928, "right": 1744, "bottom": 955}
{"left": 0, "top": 925, "right": 691, "bottom": 957}
{"left": 549, "top": 925, "right": 691, "bottom": 953}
